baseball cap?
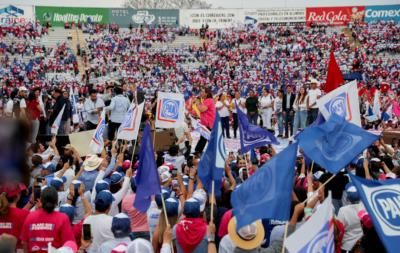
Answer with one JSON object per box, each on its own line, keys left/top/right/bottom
{"left": 111, "top": 213, "right": 131, "bottom": 238}
{"left": 95, "top": 190, "right": 115, "bottom": 207}
{"left": 183, "top": 198, "right": 201, "bottom": 218}
{"left": 48, "top": 240, "right": 78, "bottom": 253}
{"left": 0, "top": 183, "right": 26, "bottom": 197}
{"left": 345, "top": 183, "right": 360, "bottom": 202}
{"left": 122, "top": 160, "right": 131, "bottom": 170}
{"left": 158, "top": 165, "right": 170, "bottom": 175}
{"left": 43, "top": 162, "right": 56, "bottom": 172}
{"left": 110, "top": 172, "right": 124, "bottom": 185}
{"left": 95, "top": 180, "right": 110, "bottom": 193}
{"left": 50, "top": 177, "right": 67, "bottom": 190}
{"left": 155, "top": 189, "right": 170, "bottom": 207}
{"left": 59, "top": 204, "right": 75, "bottom": 222}
{"left": 126, "top": 238, "right": 153, "bottom": 253}
{"left": 192, "top": 188, "right": 207, "bottom": 212}
{"left": 18, "top": 86, "right": 28, "bottom": 92}
{"left": 165, "top": 198, "right": 179, "bottom": 216}
{"left": 160, "top": 171, "right": 171, "bottom": 183}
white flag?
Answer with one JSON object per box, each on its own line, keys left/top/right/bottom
{"left": 155, "top": 92, "right": 185, "bottom": 129}
{"left": 190, "top": 116, "right": 211, "bottom": 140}
{"left": 89, "top": 111, "right": 106, "bottom": 154}
{"left": 117, "top": 102, "right": 144, "bottom": 141}
{"left": 50, "top": 105, "right": 65, "bottom": 135}
{"left": 317, "top": 80, "right": 361, "bottom": 126}
{"left": 285, "top": 193, "right": 335, "bottom": 253}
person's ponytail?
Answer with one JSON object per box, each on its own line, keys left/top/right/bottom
{"left": 0, "top": 193, "right": 10, "bottom": 216}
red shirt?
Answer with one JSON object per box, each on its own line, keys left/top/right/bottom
{"left": 0, "top": 207, "right": 29, "bottom": 249}
{"left": 20, "top": 209, "right": 74, "bottom": 253}
{"left": 27, "top": 99, "right": 41, "bottom": 120}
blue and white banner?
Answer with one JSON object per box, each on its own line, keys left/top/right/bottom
{"left": 350, "top": 174, "right": 400, "bottom": 253}
{"left": 50, "top": 105, "right": 65, "bottom": 135}
{"left": 117, "top": 103, "right": 144, "bottom": 141}
{"left": 190, "top": 116, "right": 211, "bottom": 140}
{"left": 0, "top": 4, "right": 34, "bottom": 26}
{"left": 89, "top": 111, "right": 106, "bottom": 154}
{"left": 285, "top": 193, "right": 335, "bottom": 253}
{"left": 317, "top": 80, "right": 361, "bottom": 127}
{"left": 365, "top": 5, "right": 400, "bottom": 23}
{"left": 155, "top": 92, "right": 185, "bottom": 129}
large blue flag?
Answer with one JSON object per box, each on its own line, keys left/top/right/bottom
{"left": 349, "top": 174, "right": 400, "bottom": 253}
{"left": 298, "top": 113, "right": 379, "bottom": 174}
{"left": 134, "top": 123, "right": 161, "bottom": 213}
{"left": 236, "top": 103, "right": 279, "bottom": 154}
{"left": 198, "top": 112, "right": 226, "bottom": 197}
{"left": 231, "top": 143, "right": 298, "bottom": 229}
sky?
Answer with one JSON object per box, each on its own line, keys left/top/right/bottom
{"left": 2, "top": 0, "right": 399, "bottom": 8}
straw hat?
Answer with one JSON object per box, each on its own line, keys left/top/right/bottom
{"left": 83, "top": 155, "right": 103, "bottom": 171}
{"left": 228, "top": 218, "right": 265, "bottom": 250}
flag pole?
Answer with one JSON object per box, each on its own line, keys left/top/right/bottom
{"left": 210, "top": 180, "right": 215, "bottom": 224}
{"left": 302, "top": 174, "right": 336, "bottom": 204}
{"left": 281, "top": 222, "right": 289, "bottom": 253}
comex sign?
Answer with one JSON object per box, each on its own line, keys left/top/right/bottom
{"left": 365, "top": 5, "right": 400, "bottom": 22}
{"left": 0, "top": 5, "right": 26, "bottom": 25}
{"left": 362, "top": 184, "right": 400, "bottom": 236}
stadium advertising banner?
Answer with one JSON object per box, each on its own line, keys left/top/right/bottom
{"left": 180, "top": 9, "right": 242, "bottom": 29}
{"left": 35, "top": 6, "right": 109, "bottom": 26}
{"left": 0, "top": 4, "right": 34, "bottom": 25}
{"left": 364, "top": 5, "right": 400, "bottom": 23}
{"left": 109, "top": 9, "right": 179, "bottom": 27}
{"left": 243, "top": 8, "right": 306, "bottom": 24}
{"left": 306, "top": 6, "right": 365, "bottom": 26}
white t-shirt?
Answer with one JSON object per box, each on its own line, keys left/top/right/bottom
{"left": 259, "top": 95, "right": 273, "bottom": 113}
{"left": 337, "top": 203, "right": 365, "bottom": 251}
{"left": 84, "top": 213, "right": 114, "bottom": 253}
{"left": 216, "top": 101, "right": 230, "bottom": 117}
{"left": 308, "top": 89, "right": 322, "bottom": 109}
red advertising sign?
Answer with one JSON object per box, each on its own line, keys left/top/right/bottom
{"left": 306, "top": 6, "right": 365, "bottom": 26}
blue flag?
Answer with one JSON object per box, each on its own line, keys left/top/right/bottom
{"left": 231, "top": 143, "right": 298, "bottom": 229}
{"left": 237, "top": 103, "right": 279, "bottom": 154}
{"left": 198, "top": 112, "right": 226, "bottom": 197}
{"left": 298, "top": 114, "right": 379, "bottom": 174}
{"left": 349, "top": 174, "right": 400, "bottom": 253}
{"left": 134, "top": 123, "right": 161, "bottom": 213}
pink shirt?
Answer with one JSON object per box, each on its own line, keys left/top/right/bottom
{"left": 121, "top": 193, "right": 149, "bottom": 232}
{"left": 200, "top": 98, "right": 216, "bottom": 129}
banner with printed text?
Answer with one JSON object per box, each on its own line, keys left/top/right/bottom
{"left": 306, "top": 6, "right": 365, "bottom": 26}
{"left": 109, "top": 9, "right": 179, "bottom": 28}
{"left": 180, "top": 9, "right": 242, "bottom": 29}
{"left": 365, "top": 5, "right": 400, "bottom": 23}
{"left": 243, "top": 8, "right": 305, "bottom": 24}
{"left": 35, "top": 6, "right": 110, "bottom": 26}
{"left": 0, "top": 4, "right": 34, "bottom": 26}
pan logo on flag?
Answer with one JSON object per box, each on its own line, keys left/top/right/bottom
{"left": 369, "top": 188, "right": 400, "bottom": 233}
{"left": 315, "top": 132, "right": 360, "bottom": 162}
{"left": 324, "top": 92, "right": 352, "bottom": 120}
{"left": 158, "top": 98, "right": 180, "bottom": 122}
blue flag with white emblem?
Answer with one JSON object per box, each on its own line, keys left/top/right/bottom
{"left": 236, "top": 103, "right": 279, "bottom": 154}
{"left": 198, "top": 112, "right": 226, "bottom": 197}
{"left": 349, "top": 174, "right": 400, "bottom": 253}
{"left": 285, "top": 193, "right": 335, "bottom": 253}
{"left": 231, "top": 143, "right": 298, "bottom": 229}
{"left": 298, "top": 113, "right": 379, "bottom": 174}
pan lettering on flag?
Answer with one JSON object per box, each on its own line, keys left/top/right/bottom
{"left": 362, "top": 185, "right": 400, "bottom": 235}
{"left": 324, "top": 92, "right": 352, "bottom": 121}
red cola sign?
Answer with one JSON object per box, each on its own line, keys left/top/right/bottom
{"left": 306, "top": 6, "right": 365, "bottom": 26}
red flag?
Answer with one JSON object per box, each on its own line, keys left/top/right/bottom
{"left": 325, "top": 51, "right": 344, "bottom": 93}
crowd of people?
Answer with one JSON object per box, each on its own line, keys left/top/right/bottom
{"left": 0, "top": 18, "right": 399, "bottom": 253}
